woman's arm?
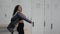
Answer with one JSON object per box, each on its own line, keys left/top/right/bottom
{"left": 17, "top": 12, "right": 32, "bottom": 23}
{"left": 19, "top": 12, "right": 26, "bottom": 17}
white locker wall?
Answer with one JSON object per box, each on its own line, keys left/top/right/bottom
{"left": 44, "top": 0, "right": 60, "bottom": 34}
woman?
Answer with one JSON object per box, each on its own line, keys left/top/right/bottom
{"left": 13, "top": 5, "right": 32, "bottom": 34}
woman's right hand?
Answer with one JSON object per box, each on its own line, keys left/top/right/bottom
{"left": 30, "top": 20, "right": 34, "bottom": 27}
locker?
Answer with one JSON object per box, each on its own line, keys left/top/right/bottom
{"left": 51, "top": 0, "right": 60, "bottom": 34}
{"left": 31, "top": 0, "right": 44, "bottom": 34}
{"left": 44, "top": 0, "right": 52, "bottom": 34}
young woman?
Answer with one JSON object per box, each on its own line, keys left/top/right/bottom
{"left": 13, "top": 5, "right": 32, "bottom": 34}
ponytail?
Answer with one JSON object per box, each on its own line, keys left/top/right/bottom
{"left": 13, "top": 5, "right": 20, "bottom": 16}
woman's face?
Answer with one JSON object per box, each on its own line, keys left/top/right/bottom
{"left": 18, "top": 6, "right": 22, "bottom": 12}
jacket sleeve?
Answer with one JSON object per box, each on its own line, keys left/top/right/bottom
{"left": 17, "top": 12, "right": 31, "bottom": 23}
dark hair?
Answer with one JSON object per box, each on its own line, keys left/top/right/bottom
{"left": 13, "top": 5, "right": 20, "bottom": 16}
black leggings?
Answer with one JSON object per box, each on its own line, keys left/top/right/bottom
{"left": 17, "top": 23, "right": 24, "bottom": 34}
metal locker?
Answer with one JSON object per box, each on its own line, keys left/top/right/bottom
{"left": 31, "top": 0, "right": 44, "bottom": 34}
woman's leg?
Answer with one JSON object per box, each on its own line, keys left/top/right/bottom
{"left": 17, "top": 23, "right": 24, "bottom": 34}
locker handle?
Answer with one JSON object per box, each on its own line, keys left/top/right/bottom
{"left": 5, "top": 14, "right": 7, "bottom": 17}
{"left": 32, "top": 22, "right": 34, "bottom": 27}
{"left": 51, "top": 24, "right": 53, "bottom": 30}
{"left": 44, "top": 21, "right": 45, "bottom": 27}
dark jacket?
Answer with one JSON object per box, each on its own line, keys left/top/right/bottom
{"left": 7, "top": 12, "right": 31, "bottom": 32}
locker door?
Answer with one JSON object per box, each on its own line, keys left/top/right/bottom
{"left": 44, "top": 0, "right": 52, "bottom": 34}
{"left": 31, "top": 0, "right": 44, "bottom": 34}
{"left": 51, "top": 0, "right": 60, "bottom": 34}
